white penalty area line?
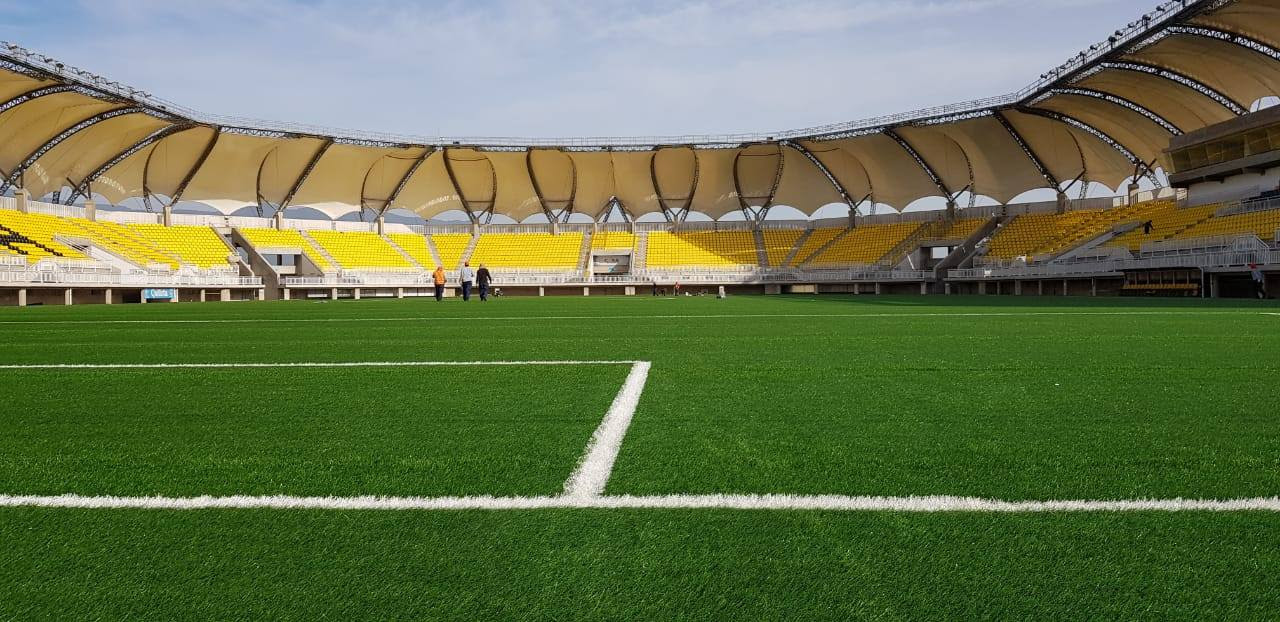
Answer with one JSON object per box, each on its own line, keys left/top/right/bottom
{"left": 1, "top": 493, "right": 1277, "bottom": 513}
{"left": 0, "top": 310, "right": 1271, "bottom": 325}
{"left": 562, "top": 361, "right": 651, "bottom": 497}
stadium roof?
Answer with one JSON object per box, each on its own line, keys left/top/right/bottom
{"left": 0, "top": 0, "right": 1277, "bottom": 222}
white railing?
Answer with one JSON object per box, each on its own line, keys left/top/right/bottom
{"left": 1215, "top": 196, "right": 1280, "bottom": 217}
{"left": 0, "top": 267, "right": 260, "bottom": 287}
{"left": 333, "top": 220, "right": 377, "bottom": 232}
{"left": 277, "top": 265, "right": 936, "bottom": 288}
{"left": 26, "top": 200, "right": 87, "bottom": 219}
{"left": 1140, "top": 234, "right": 1269, "bottom": 256}
{"left": 97, "top": 210, "right": 161, "bottom": 225}
{"left": 950, "top": 246, "right": 1280, "bottom": 280}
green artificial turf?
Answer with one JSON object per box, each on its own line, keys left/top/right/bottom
{"left": 0, "top": 366, "right": 628, "bottom": 497}
{"left": 3, "top": 509, "right": 1278, "bottom": 619}
{"left": 1, "top": 294, "right": 1278, "bottom": 618}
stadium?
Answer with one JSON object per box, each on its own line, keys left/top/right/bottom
{"left": 1, "top": 0, "right": 1279, "bottom": 618}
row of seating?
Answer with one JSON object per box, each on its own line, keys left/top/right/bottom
{"left": 2, "top": 202, "right": 1276, "bottom": 271}
{"left": 985, "top": 202, "right": 1165, "bottom": 260}
{"left": 1103, "top": 202, "right": 1216, "bottom": 251}
{"left": 0, "top": 210, "right": 236, "bottom": 269}
{"left": 646, "top": 231, "right": 756, "bottom": 267}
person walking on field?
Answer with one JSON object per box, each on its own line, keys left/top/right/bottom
{"left": 460, "top": 262, "right": 475, "bottom": 302}
{"left": 433, "top": 266, "right": 446, "bottom": 302}
{"left": 476, "top": 264, "right": 492, "bottom": 301}
{"left": 1250, "top": 263, "right": 1268, "bottom": 299}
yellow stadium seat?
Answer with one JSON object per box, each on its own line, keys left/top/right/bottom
{"left": 429, "top": 234, "right": 473, "bottom": 268}
{"left": 307, "top": 230, "right": 414, "bottom": 270}
{"left": 469, "top": 233, "right": 583, "bottom": 268}
{"left": 761, "top": 229, "right": 804, "bottom": 266}
{"left": 128, "top": 223, "right": 235, "bottom": 269}
{"left": 986, "top": 201, "right": 1165, "bottom": 260}
{"left": 645, "top": 231, "right": 756, "bottom": 267}
{"left": 386, "top": 233, "right": 436, "bottom": 268}
{"left": 591, "top": 231, "right": 636, "bottom": 251}
{"left": 1173, "top": 207, "right": 1280, "bottom": 241}
{"left": 806, "top": 222, "right": 920, "bottom": 267}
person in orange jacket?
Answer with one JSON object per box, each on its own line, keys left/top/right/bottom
{"left": 433, "top": 266, "right": 446, "bottom": 301}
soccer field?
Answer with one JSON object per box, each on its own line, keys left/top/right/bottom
{"left": 2, "top": 294, "right": 1279, "bottom": 619}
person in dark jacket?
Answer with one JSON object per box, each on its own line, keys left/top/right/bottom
{"left": 476, "top": 264, "right": 492, "bottom": 301}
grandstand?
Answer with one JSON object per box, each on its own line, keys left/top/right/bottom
{"left": 646, "top": 231, "right": 757, "bottom": 267}
{"left": 469, "top": 233, "right": 582, "bottom": 269}
{"left": 0, "top": 0, "right": 1273, "bottom": 305}
{"left": 307, "top": 230, "right": 416, "bottom": 270}
{"left": 4, "top": 2, "right": 1280, "bottom": 618}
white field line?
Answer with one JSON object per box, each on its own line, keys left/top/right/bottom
{"left": 0, "top": 310, "right": 1270, "bottom": 325}
{"left": 562, "top": 361, "right": 651, "bottom": 497}
{"left": 1, "top": 493, "right": 1277, "bottom": 513}
{"left": 0, "top": 360, "right": 640, "bottom": 370}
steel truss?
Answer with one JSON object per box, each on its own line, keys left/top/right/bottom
{"left": 650, "top": 147, "right": 700, "bottom": 224}
{"left": 0, "top": 106, "right": 155, "bottom": 196}
{"left": 1038, "top": 88, "right": 1183, "bottom": 134}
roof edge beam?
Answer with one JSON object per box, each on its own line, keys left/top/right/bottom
{"left": 883, "top": 128, "right": 952, "bottom": 198}
{"left": 1098, "top": 61, "right": 1246, "bottom": 115}
{"left": 1017, "top": 106, "right": 1157, "bottom": 184}
{"left": 369, "top": 147, "right": 434, "bottom": 216}
{"left": 64, "top": 123, "right": 193, "bottom": 205}
{"left": 992, "top": 110, "right": 1061, "bottom": 190}
{"left": 1045, "top": 88, "right": 1183, "bottom": 134}
{"left": 0, "top": 105, "right": 145, "bottom": 196}
{"left": 277, "top": 138, "right": 334, "bottom": 211}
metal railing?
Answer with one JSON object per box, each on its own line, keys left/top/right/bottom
{"left": 1215, "top": 196, "right": 1280, "bottom": 217}
{"left": 950, "top": 245, "right": 1280, "bottom": 280}
{"left": 0, "top": 268, "right": 261, "bottom": 287}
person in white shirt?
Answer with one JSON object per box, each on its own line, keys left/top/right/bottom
{"left": 1250, "top": 263, "right": 1267, "bottom": 299}
{"left": 460, "top": 262, "right": 475, "bottom": 302}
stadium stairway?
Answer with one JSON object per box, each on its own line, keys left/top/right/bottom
{"left": 877, "top": 222, "right": 930, "bottom": 268}
{"left": 780, "top": 229, "right": 813, "bottom": 266}
{"left": 753, "top": 229, "right": 769, "bottom": 267}
{"left": 933, "top": 217, "right": 1003, "bottom": 282}
{"left": 382, "top": 234, "right": 424, "bottom": 269}
{"left": 633, "top": 232, "right": 649, "bottom": 270}
{"left": 423, "top": 235, "right": 444, "bottom": 268}
{"left": 1053, "top": 221, "right": 1143, "bottom": 262}
{"left": 299, "top": 230, "right": 341, "bottom": 269}
{"left": 459, "top": 233, "right": 481, "bottom": 268}
{"left": 227, "top": 229, "right": 285, "bottom": 298}
{"left": 576, "top": 232, "right": 593, "bottom": 271}
{"left": 795, "top": 227, "right": 853, "bottom": 265}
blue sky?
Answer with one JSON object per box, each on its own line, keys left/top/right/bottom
{"left": 2, "top": 0, "right": 1163, "bottom": 139}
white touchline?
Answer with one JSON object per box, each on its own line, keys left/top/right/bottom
{"left": 1, "top": 493, "right": 1277, "bottom": 513}
{"left": 4, "top": 357, "right": 1277, "bottom": 514}
{"left": 0, "top": 310, "right": 1268, "bottom": 325}
{"left": 562, "top": 361, "right": 651, "bottom": 498}
{"left": 0, "top": 360, "right": 640, "bottom": 369}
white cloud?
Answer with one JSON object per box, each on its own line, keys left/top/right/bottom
{"left": 7, "top": 0, "right": 1157, "bottom": 138}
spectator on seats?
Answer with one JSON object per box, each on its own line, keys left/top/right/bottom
{"left": 1251, "top": 263, "right": 1267, "bottom": 299}
{"left": 1142, "top": 220, "right": 1154, "bottom": 235}
{"left": 433, "top": 266, "right": 446, "bottom": 302}
{"left": 460, "top": 262, "right": 475, "bottom": 302}
{"left": 477, "top": 264, "right": 492, "bottom": 302}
